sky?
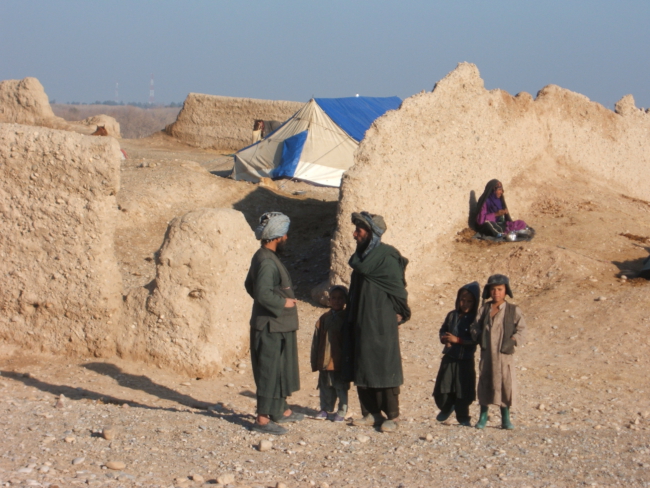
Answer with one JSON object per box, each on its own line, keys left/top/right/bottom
{"left": 1, "top": 1, "right": 649, "bottom": 109}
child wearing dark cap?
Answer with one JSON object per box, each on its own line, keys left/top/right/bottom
{"left": 433, "top": 282, "right": 480, "bottom": 426}
{"left": 310, "top": 286, "right": 350, "bottom": 422}
{"left": 471, "top": 274, "right": 526, "bottom": 430}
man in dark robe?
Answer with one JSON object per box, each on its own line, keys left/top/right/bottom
{"left": 345, "top": 211, "right": 411, "bottom": 433}
{"left": 245, "top": 212, "right": 303, "bottom": 435}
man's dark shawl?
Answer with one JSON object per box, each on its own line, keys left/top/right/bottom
{"left": 343, "top": 242, "right": 411, "bottom": 388}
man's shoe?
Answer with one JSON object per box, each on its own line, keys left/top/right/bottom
{"left": 273, "top": 411, "right": 305, "bottom": 424}
{"left": 501, "top": 407, "right": 514, "bottom": 430}
{"left": 251, "top": 421, "right": 287, "bottom": 435}
{"left": 331, "top": 413, "right": 345, "bottom": 422}
{"left": 380, "top": 419, "right": 399, "bottom": 433}
{"left": 436, "top": 405, "right": 455, "bottom": 422}
{"left": 475, "top": 406, "right": 489, "bottom": 430}
{"left": 313, "top": 410, "right": 328, "bottom": 420}
{"left": 353, "top": 413, "right": 384, "bottom": 427}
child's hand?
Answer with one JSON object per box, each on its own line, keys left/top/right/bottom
{"left": 441, "top": 332, "right": 459, "bottom": 344}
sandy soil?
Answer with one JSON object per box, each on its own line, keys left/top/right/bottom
{"left": 1, "top": 137, "right": 650, "bottom": 488}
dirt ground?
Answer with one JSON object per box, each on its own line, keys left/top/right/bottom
{"left": 2, "top": 136, "right": 650, "bottom": 488}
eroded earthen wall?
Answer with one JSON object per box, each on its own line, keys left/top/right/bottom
{"left": 165, "top": 93, "right": 303, "bottom": 151}
{"left": 328, "top": 63, "right": 650, "bottom": 289}
{"left": 120, "top": 208, "right": 258, "bottom": 377}
{"left": 0, "top": 123, "right": 124, "bottom": 356}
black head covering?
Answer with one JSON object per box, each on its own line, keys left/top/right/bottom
{"left": 482, "top": 274, "right": 513, "bottom": 299}
{"left": 455, "top": 281, "right": 480, "bottom": 316}
{"left": 475, "top": 179, "right": 512, "bottom": 223}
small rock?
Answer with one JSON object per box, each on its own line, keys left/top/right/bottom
{"left": 258, "top": 440, "right": 273, "bottom": 452}
{"left": 319, "top": 483, "right": 330, "bottom": 488}
{"left": 276, "top": 483, "right": 288, "bottom": 488}
{"left": 238, "top": 363, "right": 247, "bottom": 369}
{"left": 72, "top": 457, "right": 85, "bottom": 465}
{"left": 64, "top": 436, "right": 75, "bottom": 443}
{"left": 180, "top": 382, "right": 191, "bottom": 387}
{"left": 226, "top": 383, "right": 235, "bottom": 388}
{"left": 425, "top": 433, "right": 434, "bottom": 442}
{"left": 105, "top": 461, "right": 126, "bottom": 470}
{"left": 537, "top": 404, "right": 546, "bottom": 410}
{"left": 595, "top": 296, "right": 606, "bottom": 301}
{"left": 102, "top": 427, "right": 115, "bottom": 440}
{"left": 122, "top": 403, "right": 130, "bottom": 409}
{"left": 55, "top": 394, "right": 65, "bottom": 408}
{"left": 217, "top": 473, "right": 235, "bottom": 485}
{"left": 190, "top": 474, "right": 205, "bottom": 483}
{"left": 298, "top": 441, "right": 307, "bottom": 446}
{"left": 16, "top": 467, "right": 33, "bottom": 474}
{"left": 357, "top": 435, "right": 370, "bottom": 443}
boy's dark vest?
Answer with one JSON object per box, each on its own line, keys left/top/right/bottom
{"left": 248, "top": 247, "right": 299, "bottom": 333}
{"left": 478, "top": 302, "right": 517, "bottom": 355}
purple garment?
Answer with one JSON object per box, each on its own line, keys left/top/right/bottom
{"left": 505, "top": 220, "right": 527, "bottom": 232}
{"left": 476, "top": 198, "right": 527, "bottom": 230}
{"left": 485, "top": 193, "right": 503, "bottom": 214}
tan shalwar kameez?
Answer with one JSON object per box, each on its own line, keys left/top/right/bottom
{"left": 474, "top": 302, "right": 526, "bottom": 407}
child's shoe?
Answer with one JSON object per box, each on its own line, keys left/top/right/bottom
{"left": 331, "top": 413, "right": 345, "bottom": 422}
{"left": 500, "top": 407, "right": 514, "bottom": 430}
{"left": 436, "top": 405, "right": 455, "bottom": 422}
{"left": 475, "top": 406, "right": 489, "bottom": 429}
{"left": 314, "top": 410, "right": 328, "bottom": 420}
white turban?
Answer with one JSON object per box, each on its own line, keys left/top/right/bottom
{"left": 255, "top": 212, "right": 290, "bottom": 241}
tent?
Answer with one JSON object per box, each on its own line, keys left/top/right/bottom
{"left": 232, "top": 96, "right": 402, "bottom": 187}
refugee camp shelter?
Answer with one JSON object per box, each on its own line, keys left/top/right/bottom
{"left": 232, "top": 96, "right": 402, "bottom": 187}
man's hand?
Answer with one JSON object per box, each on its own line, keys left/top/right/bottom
{"left": 284, "top": 298, "right": 297, "bottom": 308}
{"left": 396, "top": 314, "right": 403, "bottom": 323}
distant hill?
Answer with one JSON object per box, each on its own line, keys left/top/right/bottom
{"left": 52, "top": 104, "right": 181, "bottom": 139}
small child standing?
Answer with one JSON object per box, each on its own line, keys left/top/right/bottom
{"left": 471, "top": 274, "right": 526, "bottom": 430}
{"left": 433, "top": 282, "right": 480, "bottom": 426}
{"left": 310, "top": 286, "right": 351, "bottom": 422}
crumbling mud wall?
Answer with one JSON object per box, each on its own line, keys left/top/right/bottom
{"left": 0, "top": 78, "right": 65, "bottom": 128}
{"left": 165, "top": 93, "right": 303, "bottom": 151}
{"left": 0, "top": 124, "right": 124, "bottom": 356}
{"left": 120, "top": 208, "right": 258, "bottom": 377}
{"left": 328, "top": 63, "right": 650, "bottom": 290}
{"left": 0, "top": 77, "right": 121, "bottom": 137}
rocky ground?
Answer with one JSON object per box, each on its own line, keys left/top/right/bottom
{"left": 2, "top": 136, "right": 650, "bottom": 488}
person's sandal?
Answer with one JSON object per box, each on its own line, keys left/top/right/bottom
{"left": 251, "top": 420, "right": 287, "bottom": 435}
{"left": 353, "top": 413, "right": 384, "bottom": 427}
{"left": 381, "top": 419, "right": 399, "bottom": 433}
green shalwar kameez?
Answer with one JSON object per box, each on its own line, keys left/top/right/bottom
{"left": 345, "top": 243, "right": 411, "bottom": 419}
{"left": 245, "top": 247, "right": 300, "bottom": 417}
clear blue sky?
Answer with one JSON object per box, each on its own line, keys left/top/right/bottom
{"left": 1, "top": 1, "right": 649, "bottom": 109}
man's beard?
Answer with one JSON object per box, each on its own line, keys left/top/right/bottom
{"left": 356, "top": 234, "right": 371, "bottom": 254}
{"left": 276, "top": 239, "right": 287, "bottom": 254}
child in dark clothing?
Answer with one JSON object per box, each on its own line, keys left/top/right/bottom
{"left": 433, "top": 282, "right": 480, "bottom": 426}
{"left": 310, "top": 286, "right": 350, "bottom": 422}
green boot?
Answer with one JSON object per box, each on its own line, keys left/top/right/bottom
{"left": 475, "top": 405, "right": 489, "bottom": 429}
{"left": 501, "top": 407, "right": 514, "bottom": 430}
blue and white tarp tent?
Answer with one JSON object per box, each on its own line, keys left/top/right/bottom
{"left": 233, "top": 96, "right": 401, "bottom": 187}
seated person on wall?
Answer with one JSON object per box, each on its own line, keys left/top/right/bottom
{"left": 475, "top": 179, "right": 530, "bottom": 238}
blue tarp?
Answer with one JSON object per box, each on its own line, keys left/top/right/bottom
{"left": 271, "top": 130, "right": 308, "bottom": 178}
{"left": 314, "top": 96, "right": 402, "bottom": 142}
